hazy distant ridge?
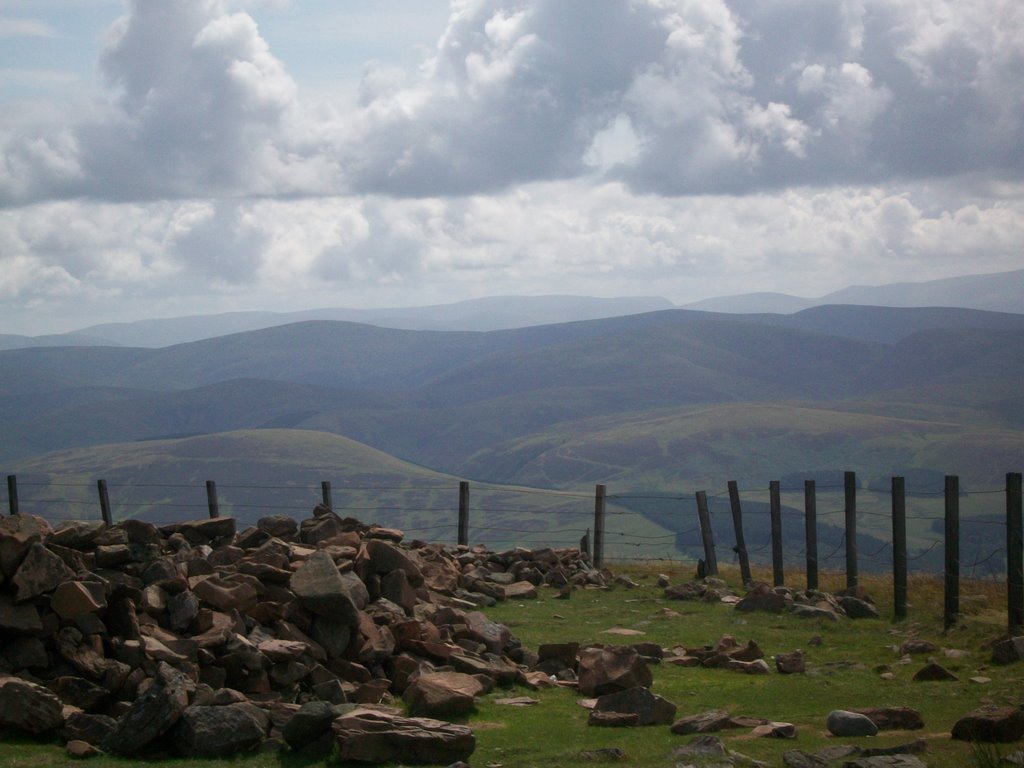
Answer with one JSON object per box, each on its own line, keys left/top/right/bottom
{"left": 682, "top": 268, "right": 1024, "bottom": 315}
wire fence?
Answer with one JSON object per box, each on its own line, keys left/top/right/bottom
{"left": 3, "top": 470, "right": 1020, "bottom": 582}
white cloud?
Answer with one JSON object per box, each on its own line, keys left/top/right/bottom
{"left": 0, "top": 0, "right": 1021, "bottom": 333}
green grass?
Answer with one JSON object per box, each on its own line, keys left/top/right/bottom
{"left": 2, "top": 565, "right": 1017, "bottom": 767}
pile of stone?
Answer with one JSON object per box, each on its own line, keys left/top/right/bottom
{"left": 0, "top": 507, "right": 601, "bottom": 761}
{"left": 664, "top": 633, "right": 771, "bottom": 675}
{"left": 665, "top": 577, "right": 879, "bottom": 620}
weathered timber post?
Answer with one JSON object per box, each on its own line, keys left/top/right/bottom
{"left": 892, "top": 476, "right": 908, "bottom": 621}
{"left": 593, "top": 484, "right": 606, "bottom": 570}
{"left": 458, "top": 481, "right": 470, "bottom": 546}
{"left": 944, "top": 474, "right": 960, "bottom": 631}
{"left": 845, "top": 471, "right": 858, "bottom": 589}
{"left": 770, "top": 480, "right": 784, "bottom": 587}
{"left": 805, "top": 479, "right": 818, "bottom": 591}
{"left": 1008, "top": 472, "right": 1023, "bottom": 635}
{"left": 6, "top": 475, "right": 17, "bottom": 515}
{"left": 695, "top": 490, "right": 718, "bottom": 576}
{"left": 321, "top": 481, "right": 333, "bottom": 509}
{"left": 727, "top": 481, "right": 752, "bottom": 585}
{"left": 206, "top": 480, "right": 220, "bottom": 519}
{"left": 97, "top": 479, "right": 112, "bottom": 526}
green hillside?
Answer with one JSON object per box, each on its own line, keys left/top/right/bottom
{"left": 5, "top": 429, "right": 676, "bottom": 556}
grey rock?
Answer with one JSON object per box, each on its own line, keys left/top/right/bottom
{"left": 826, "top": 710, "right": 879, "bottom": 737}
{"left": 172, "top": 703, "right": 266, "bottom": 758}
{"left": 0, "top": 675, "right": 64, "bottom": 734}
{"left": 671, "top": 709, "right": 733, "bottom": 735}
{"left": 101, "top": 663, "right": 192, "bottom": 755}
{"left": 951, "top": 705, "right": 1024, "bottom": 743}
{"left": 289, "top": 550, "right": 361, "bottom": 624}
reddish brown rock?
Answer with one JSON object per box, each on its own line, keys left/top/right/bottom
{"left": 577, "top": 646, "right": 652, "bottom": 696}
{"left": 11, "top": 542, "right": 75, "bottom": 602}
{"left": 51, "top": 581, "right": 107, "bottom": 620}
{"left": 0, "top": 675, "right": 65, "bottom": 734}
{"left": 0, "top": 514, "right": 50, "bottom": 578}
{"left": 592, "top": 686, "right": 676, "bottom": 726}
{"left": 403, "top": 672, "right": 484, "bottom": 718}
{"left": 853, "top": 706, "right": 925, "bottom": 731}
{"left": 0, "top": 593, "right": 43, "bottom": 634}
{"left": 192, "top": 576, "right": 258, "bottom": 612}
{"left": 951, "top": 705, "right": 1024, "bottom": 743}
{"left": 775, "top": 650, "right": 805, "bottom": 674}
{"left": 332, "top": 708, "right": 475, "bottom": 765}
{"left": 667, "top": 712, "right": 733, "bottom": 737}
{"left": 66, "top": 739, "right": 103, "bottom": 759}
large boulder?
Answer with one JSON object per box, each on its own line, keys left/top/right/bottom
{"left": 332, "top": 708, "right": 475, "bottom": 765}
{"left": 172, "top": 703, "right": 267, "bottom": 757}
{"left": 101, "top": 663, "right": 192, "bottom": 755}
{"left": 403, "top": 672, "right": 484, "bottom": 718}
{"left": 11, "top": 542, "right": 74, "bottom": 602}
{"left": 578, "top": 646, "right": 652, "bottom": 696}
{"left": 853, "top": 707, "right": 924, "bottom": 731}
{"left": 591, "top": 686, "right": 676, "bottom": 726}
{"left": 0, "top": 675, "right": 64, "bottom": 734}
{"left": 289, "top": 550, "right": 361, "bottom": 624}
{"left": 951, "top": 705, "right": 1024, "bottom": 743}
{"left": 826, "top": 709, "right": 879, "bottom": 737}
{"left": 0, "top": 514, "right": 50, "bottom": 578}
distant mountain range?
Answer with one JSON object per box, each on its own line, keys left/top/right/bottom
{"left": 3, "top": 301, "right": 1021, "bottom": 560}
{"left": 682, "top": 267, "right": 1024, "bottom": 314}
{"left": 1, "top": 268, "right": 1020, "bottom": 351}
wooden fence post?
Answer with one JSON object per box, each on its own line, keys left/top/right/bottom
{"left": 944, "top": 474, "right": 959, "bottom": 631}
{"left": 97, "top": 479, "right": 112, "bottom": 526}
{"left": 321, "top": 481, "right": 333, "bottom": 509}
{"left": 458, "top": 481, "right": 470, "bottom": 546}
{"left": 206, "top": 480, "right": 220, "bottom": 519}
{"left": 1007, "top": 472, "right": 1022, "bottom": 635}
{"left": 695, "top": 490, "right": 717, "bottom": 576}
{"left": 892, "top": 476, "right": 907, "bottom": 621}
{"left": 593, "top": 484, "right": 606, "bottom": 570}
{"left": 844, "top": 470, "right": 858, "bottom": 589}
{"left": 6, "top": 475, "right": 17, "bottom": 516}
{"left": 770, "top": 480, "right": 784, "bottom": 587}
{"left": 727, "top": 481, "right": 752, "bottom": 586}
{"left": 804, "top": 479, "right": 818, "bottom": 591}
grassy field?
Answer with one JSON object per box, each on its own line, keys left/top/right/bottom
{"left": 1, "top": 565, "right": 1019, "bottom": 767}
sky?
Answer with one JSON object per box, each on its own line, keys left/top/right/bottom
{"left": 1, "top": 0, "right": 1022, "bottom": 335}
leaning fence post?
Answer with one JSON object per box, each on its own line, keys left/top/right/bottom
{"left": 321, "top": 481, "right": 333, "bottom": 509}
{"left": 458, "top": 481, "right": 470, "bottom": 546}
{"left": 892, "top": 476, "right": 908, "bottom": 621}
{"left": 206, "top": 480, "right": 220, "bottom": 519}
{"left": 727, "top": 481, "right": 752, "bottom": 585}
{"left": 593, "top": 484, "right": 606, "bottom": 570}
{"left": 97, "top": 479, "right": 112, "bottom": 526}
{"left": 6, "top": 475, "right": 17, "bottom": 515}
{"left": 695, "top": 490, "right": 717, "bottom": 576}
{"left": 769, "top": 480, "right": 784, "bottom": 587}
{"left": 845, "top": 471, "right": 858, "bottom": 589}
{"left": 944, "top": 475, "right": 960, "bottom": 631}
{"left": 804, "top": 479, "right": 818, "bottom": 591}
{"left": 1008, "top": 472, "right": 1023, "bottom": 635}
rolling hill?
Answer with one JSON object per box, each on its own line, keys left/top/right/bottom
{"left": 2, "top": 304, "right": 1021, "bottom": 563}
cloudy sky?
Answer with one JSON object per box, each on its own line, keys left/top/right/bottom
{"left": 2, "top": 0, "right": 1022, "bottom": 335}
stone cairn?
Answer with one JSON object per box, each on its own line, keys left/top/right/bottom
{"left": 0, "top": 507, "right": 603, "bottom": 762}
